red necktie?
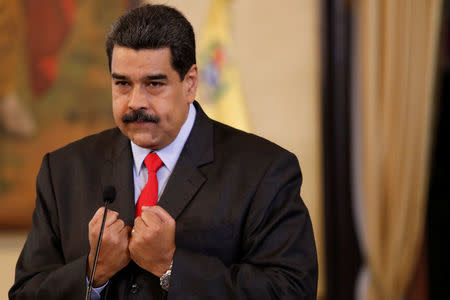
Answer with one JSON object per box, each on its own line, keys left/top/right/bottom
{"left": 135, "top": 153, "right": 163, "bottom": 217}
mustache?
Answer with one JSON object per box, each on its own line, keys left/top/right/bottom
{"left": 122, "top": 110, "right": 160, "bottom": 124}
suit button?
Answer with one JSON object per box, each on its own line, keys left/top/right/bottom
{"left": 130, "top": 283, "right": 139, "bottom": 294}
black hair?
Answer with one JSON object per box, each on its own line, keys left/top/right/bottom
{"left": 106, "top": 4, "right": 196, "bottom": 80}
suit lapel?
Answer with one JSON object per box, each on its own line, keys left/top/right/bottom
{"left": 157, "top": 151, "right": 206, "bottom": 220}
{"left": 158, "top": 102, "right": 214, "bottom": 220}
{"left": 103, "top": 129, "right": 136, "bottom": 227}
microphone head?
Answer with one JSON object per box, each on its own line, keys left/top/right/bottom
{"left": 103, "top": 186, "right": 116, "bottom": 203}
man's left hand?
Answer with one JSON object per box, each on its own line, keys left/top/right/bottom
{"left": 129, "top": 206, "right": 176, "bottom": 277}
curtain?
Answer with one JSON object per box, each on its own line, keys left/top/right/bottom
{"left": 321, "top": 0, "right": 362, "bottom": 299}
{"left": 352, "top": 0, "right": 442, "bottom": 299}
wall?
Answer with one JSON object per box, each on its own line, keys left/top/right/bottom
{"left": 0, "top": 232, "right": 27, "bottom": 298}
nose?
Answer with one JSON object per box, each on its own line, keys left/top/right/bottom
{"left": 128, "top": 85, "right": 149, "bottom": 111}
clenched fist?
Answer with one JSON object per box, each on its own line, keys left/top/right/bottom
{"left": 129, "top": 206, "right": 176, "bottom": 277}
{"left": 87, "top": 207, "right": 131, "bottom": 287}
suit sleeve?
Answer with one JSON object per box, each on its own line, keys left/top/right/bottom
{"left": 9, "top": 154, "right": 88, "bottom": 300}
{"left": 168, "top": 152, "right": 318, "bottom": 299}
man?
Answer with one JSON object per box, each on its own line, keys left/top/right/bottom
{"left": 10, "top": 4, "right": 318, "bottom": 300}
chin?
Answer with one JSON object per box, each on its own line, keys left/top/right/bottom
{"left": 127, "top": 131, "right": 157, "bottom": 148}
{"left": 133, "top": 138, "right": 159, "bottom": 149}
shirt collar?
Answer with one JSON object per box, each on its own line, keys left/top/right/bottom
{"left": 131, "top": 103, "right": 196, "bottom": 174}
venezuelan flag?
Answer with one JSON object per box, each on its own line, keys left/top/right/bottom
{"left": 197, "top": 0, "right": 251, "bottom": 132}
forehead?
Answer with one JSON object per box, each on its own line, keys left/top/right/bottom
{"left": 111, "top": 46, "right": 174, "bottom": 75}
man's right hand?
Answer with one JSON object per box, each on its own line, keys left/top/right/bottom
{"left": 87, "top": 207, "right": 131, "bottom": 287}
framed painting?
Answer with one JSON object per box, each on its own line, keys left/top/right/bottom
{"left": 0, "top": 0, "right": 137, "bottom": 228}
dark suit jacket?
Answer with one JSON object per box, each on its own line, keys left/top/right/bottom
{"left": 10, "top": 102, "right": 318, "bottom": 299}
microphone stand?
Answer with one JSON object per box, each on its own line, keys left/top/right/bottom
{"left": 85, "top": 187, "right": 115, "bottom": 300}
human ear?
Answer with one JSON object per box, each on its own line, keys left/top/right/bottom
{"left": 183, "top": 64, "right": 198, "bottom": 103}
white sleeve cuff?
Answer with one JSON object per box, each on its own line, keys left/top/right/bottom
{"left": 85, "top": 277, "right": 108, "bottom": 300}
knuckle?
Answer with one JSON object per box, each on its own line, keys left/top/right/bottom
{"left": 144, "top": 230, "right": 154, "bottom": 240}
{"left": 102, "top": 231, "right": 110, "bottom": 241}
{"left": 90, "top": 227, "right": 99, "bottom": 236}
{"left": 96, "top": 207, "right": 104, "bottom": 216}
{"left": 111, "top": 236, "right": 119, "bottom": 245}
{"left": 107, "top": 211, "right": 118, "bottom": 220}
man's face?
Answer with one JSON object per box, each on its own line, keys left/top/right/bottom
{"left": 111, "top": 46, "right": 197, "bottom": 149}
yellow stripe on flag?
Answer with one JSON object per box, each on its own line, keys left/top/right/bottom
{"left": 197, "top": 0, "right": 251, "bottom": 132}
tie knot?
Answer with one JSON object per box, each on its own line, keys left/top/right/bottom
{"left": 144, "top": 153, "right": 163, "bottom": 172}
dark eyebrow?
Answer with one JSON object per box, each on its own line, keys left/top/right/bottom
{"left": 111, "top": 73, "right": 168, "bottom": 81}
{"left": 111, "top": 73, "right": 127, "bottom": 80}
{"left": 145, "top": 74, "right": 168, "bottom": 80}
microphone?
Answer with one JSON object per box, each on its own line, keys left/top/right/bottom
{"left": 85, "top": 186, "right": 116, "bottom": 300}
